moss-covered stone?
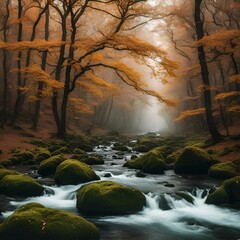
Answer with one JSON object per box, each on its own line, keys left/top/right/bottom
{"left": 55, "top": 160, "right": 100, "bottom": 185}
{"left": 124, "top": 146, "right": 167, "bottom": 174}
{"left": 38, "top": 155, "right": 64, "bottom": 176}
{"left": 208, "top": 161, "right": 239, "bottom": 179}
{"left": 132, "top": 145, "right": 149, "bottom": 152}
{"left": 51, "top": 146, "right": 70, "bottom": 156}
{"left": 73, "top": 148, "right": 87, "bottom": 155}
{"left": 112, "top": 143, "right": 128, "bottom": 152}
{"left": 0, "top": 174, "right": 44, "bottom": 197}
{"left": 34, "top": 148, "right": 51, "bottom": 163}
{"left": 0, "top": 168, "right": 20, "bottom": 181}
{"left": 79, "top": 156, "right": 104, "bottom": 165}
{"left": 0, "top": 203, "right": 99, "bottom": 240}
{"left": 174, "top": 146, "right": 218, "bottom": 174}
{"left": 13, "top": 151, "right": 34, "bottom": 162}
{"left": 206, "top": 176, "right": 240, "bottom": 205}
{"left": 77, "top": 181, "right": 146, "bottom": 215}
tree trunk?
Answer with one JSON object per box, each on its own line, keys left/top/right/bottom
{"left": 32, "top": 7, "right": 50, "bottom": 130}
{"left": 194, "top": 0, "right": 221, "bottom": 141}
{"left": 11, "top": 0, "right": 23, "bottom": 125}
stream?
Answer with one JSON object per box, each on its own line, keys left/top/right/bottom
{"left": 1, "top": 143, "right": 240, "bottom": 240}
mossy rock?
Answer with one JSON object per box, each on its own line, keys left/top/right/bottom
{"left": 38, "top": 155, "right": 64, "bottom": 176}
{"left": 55, "top": 160, "right": 100, "bottom": 185}
{"left": 0, "top": 168, "right": 20, "bottom": 181}
{"left": 80, "top": 156, "right": 104, "bottom": 165}
{"left": 174, "top": 146, "right": 219, "bottom": 174}
{"left": 73, "top": 148, "right": 87, "bottom": 155}
{"left": 124, "top": 146, "right": 167, "bottom": 174}
{"left": 0, "top": 203, "right": 99, "bottom": 240}
{"left": 77, "top": 181, "right": 146, "bottom": 215}
{"left": 71, "top": 154, "right": 88, "bottom": 161}
{"left": 165, "top": 152, "right": 179, "bottom": 165}
{"left": 0, "top": 174, "right": 44, "bottom": 197}
{"left": 206, "top": 176, "right": 240, "bottom": 205}
{"left": 208, "top": 161, "right": 239, "bottom": 179}
{"left": 13, "top": 151, "right": 34, "bottom": 162}
{"left": 112, "top": 144, "right": 128, "bottom": 152}
{"left": 132, "top": 145, "right": 149, "bottom": 152}
{"left": 34, "top": 148, "right": 51, "bottom": 163}
{"left": 51, "top": 146, "right": 70, "bottom": 156}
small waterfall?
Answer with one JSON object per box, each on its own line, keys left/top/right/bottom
{"left": 145, "top": 193, "right": 159, "bottom": 210}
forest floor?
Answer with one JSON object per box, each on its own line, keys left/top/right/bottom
{"left": 0, "top": 124, "right": 240, "bottom": 164}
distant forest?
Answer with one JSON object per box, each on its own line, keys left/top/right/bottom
{"left": 0, "top": 0, "right": 239, "bottom": 139}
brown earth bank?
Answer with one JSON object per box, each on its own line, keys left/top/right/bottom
{"left": 0, "top": 123, "right": 240, "bottom": 164}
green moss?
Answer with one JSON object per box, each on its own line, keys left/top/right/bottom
{"left": 124, "top": 146, "right": 167, "bottom": 174}
{"left": 51, "top": 146, "right": 70, "bottom": 156}
{"left": 34, "top": 148, "right": 51, "bottom": 163}
{"left": 38, "top": 155, "right": 64, "bottom": 176}
{"left": 79, "top": 156, "right": 104, "bottom": 165}
{"left": 77, "top": 181, "right": 146, "bottom": 215}
{"left": 0, "top": 174, "right": 44, "bottom": 197}
{"left": 206, "top": 176, "right": 240, "bottom": 205}
{"left": 174, "top": 146, "right": 219, "bottom": 174}
{"left": 165, "top": 152, "right": 179, "bottom": 165}
{"left": 208, "top": 162, "right": 239, "bottom": 179}
{"left": 73, "top": 148, "right": 87, "bottom": 155}
{"left": 0, "top": 203, "right": 99, "bottom": 240}
{"left": 55, "top": 160, "right": 100, "bottom": 185}
{"left": 0, "top": 168, "right": 20, "bottom": 181}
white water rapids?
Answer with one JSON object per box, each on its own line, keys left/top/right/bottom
{"left": 2, "top": 179, "right": 240, "bottom": 240}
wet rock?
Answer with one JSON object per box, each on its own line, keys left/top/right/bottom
{"left": 136, "top": 171, "right": 146, "bottom": 178}
{"left": 124, "top": 146, "right": 167, "bottom": 174}
{"left": 164, "top": 183, "right": 175, "bottom": 188}
{"left": 103, "top": 173, "right": 112, "bottom": 178}
{"left": 38, "top": 155, "right": 64, "bottom": 176}
{"left": 0, "top": 174, "right": 44, "bottom": 197}
{"left": 77, "top": 181, "right": 146, "bottom": 215}
{"left": 55, "top": 159, "right": 100, "bottom": 185}
{"left": 174, "top": 146, "right": 218, "bottom": 174}
{"left": 208, "top": 161, "right": 240, "bottom": 179}
{"left": 206, "top": 176, "right": 240, "bottom": 205}
{"left": 0, "top": 203, "right": 99, "bottom": 240}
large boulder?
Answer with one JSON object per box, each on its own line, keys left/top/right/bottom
{"left": 208, "top": 160, "right": 240, "bottom": 179}
{"left": 55, "top": 160, "right": 100, "bottom": 185}
{"left": 38, "top": 155, "right": 64, "bottom": 176}
{"left": 124, "top": 146, "right": 167, "bottom": 174}
{"left": 174, "top": 146, "right": 218, "bottom": 174}
{"left": 206, "top": 176, "right": 240, "bottom": 205}
{"left": 77, "top": 181, "right": 146, "bottom": 215}
{"left": 0, "top": 203, "right": 99, "bottom": 240}
{"left": 0, "top": 174, "right": 44, "bottom": 197}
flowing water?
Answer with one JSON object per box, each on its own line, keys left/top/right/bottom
{"left": 1, "top": 143, "right": 240, "bottom": 240}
